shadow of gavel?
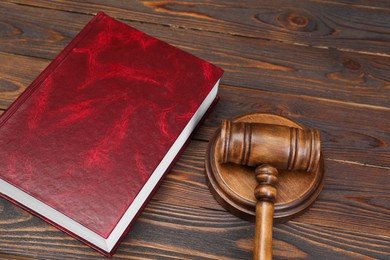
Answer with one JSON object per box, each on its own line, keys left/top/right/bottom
{"left": 219, "top": 120, "right": 321, "bottom": 260}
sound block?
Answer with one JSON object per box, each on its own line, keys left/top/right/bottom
{"left": 205, "top": 113, "right": 325, "bottom": 223}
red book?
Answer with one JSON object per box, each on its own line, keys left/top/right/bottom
{"left": 0, "top": 12, "right": 223, "bottom": 256}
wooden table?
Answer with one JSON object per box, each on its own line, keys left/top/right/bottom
{"left": 0, "top": 1, "right": 389, "bottom": 259}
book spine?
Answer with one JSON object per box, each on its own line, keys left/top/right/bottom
{"left": 0, "top": 12, "right": 105, "bottom": 129}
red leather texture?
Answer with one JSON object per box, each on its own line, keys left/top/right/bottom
{"left": 0, "top": 11, "right": 223, "bottom": 242}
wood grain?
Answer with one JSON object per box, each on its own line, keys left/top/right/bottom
{"left": 0, "top": 53, "right": 48, "bottom": 108}
{"left": 1, "top": 51, "right": 389, "bottom": 169}
{"left": 4, "top": 0, "right": 390, "bottom": 55}
{"left": 0, "top": 0, "right": 389, "bottom": 259}
{"left": 164, "top": 141, "right": 390, "bottom": 238}
{"left": 273, "top": 222, "right": 390, "bottom": 259}
{"left": 0, "top": 3, "right": 389, "bottom": 107}
{"left": 194, "top": 85, "right": 390, "bottom": 169}
{"left": 310, "top": 0, "right": 390, "bottom": 10}
{"left": 0, "top": 51, "right": 388, "bottom": 168}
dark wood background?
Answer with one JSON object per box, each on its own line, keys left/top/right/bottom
{"left": 0, "top": 1, "right": 389, "bottom": 259}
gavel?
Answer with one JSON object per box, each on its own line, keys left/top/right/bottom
{"left": 219, "top": 120, "right": 321, "bottom": 260}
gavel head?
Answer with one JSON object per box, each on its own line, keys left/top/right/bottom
{"left": 219, "top": 120, "right": 321, "bottom": 172}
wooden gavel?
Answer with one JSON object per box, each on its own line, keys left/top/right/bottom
{"left": 219, "top": 120, "right": 321, "bottom": 260}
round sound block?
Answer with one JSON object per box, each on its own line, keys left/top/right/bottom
{"left": 205, "top": 113, "right": 325, "bottom": 223}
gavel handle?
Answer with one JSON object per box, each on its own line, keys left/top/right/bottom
{"left": 254, "top": 201, "right": 274, "bottom": 260}
{"left": 254, "top": 165, "right": 278, "bottom": 260}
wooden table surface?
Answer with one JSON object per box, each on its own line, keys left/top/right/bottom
{"left": 0, "top": 1, "right": 389, "bottom": 259}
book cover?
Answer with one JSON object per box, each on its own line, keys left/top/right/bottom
{"left": 0, "top": 12, "right": 223, "bottom": 255}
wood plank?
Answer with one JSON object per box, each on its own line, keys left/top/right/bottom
{"left": 0, "top": 3, "right": 389, "bottom": 107}
{"left": 4, "top": 0, "right": 390, "bottom": 55}
{"left": 310, "top": 0, "right": 390, "bottom": 10}
{"left": 273, "top": 222, "right": 390, "bottom": 259}
{"left": 195, "top": 85, "right": 390, "bottom": 168}
{"left": 1, "top": 197, "right": 389, "bottom": 259}
{"left": 0, "top": 140, "right": 389, "bottom": 259}
{"left": 0, "top": 51, "right": 389, "bottom": 167}
{"left": 0, "top": 53, "right": 47, "bottom": 108}
{"left": 157, "top": 141, "right": 390, "bottom": 238}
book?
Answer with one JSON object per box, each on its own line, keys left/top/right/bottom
{"left": 0, "top": 12, "right": 223, "bottom": 256}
